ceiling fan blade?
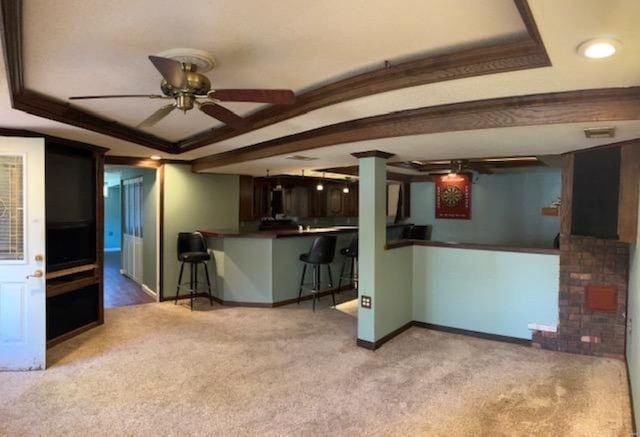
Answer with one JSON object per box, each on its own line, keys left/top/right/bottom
{"left": 148, "top": 55, "right": 186, "bottom": 89}
{"left": 208, "top": 89, "right": 296, "bottom": 104}
{"left": 137, "top": 103, "right": 176, "bottom": 129}
{"left": 199, "top": 103, "right": 250, "bottom": 130}
{"left": 69, "top": 94, "right": 167, "bottom": 100}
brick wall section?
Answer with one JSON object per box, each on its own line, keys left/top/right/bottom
{"left": 532, "top": 235, "right": 629, "bottom": 359}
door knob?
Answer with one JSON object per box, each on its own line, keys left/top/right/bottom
{"left": 26, "top": 270, "right": 44, "bottom": 279}
{"left": 35, "top": 254, "right": 44, "bottom": 262}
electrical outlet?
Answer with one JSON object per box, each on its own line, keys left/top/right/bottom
{"left": 361, "top": 295, "right": 372, "bottom": 309}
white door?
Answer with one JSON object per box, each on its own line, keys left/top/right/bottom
{"left": 0, "top": 137, "right": 46, "bottom": 371}
{"left": 122, "top": 176, "right": 143, "bottom": 284}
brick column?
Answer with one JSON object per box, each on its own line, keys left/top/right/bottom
{"left": 532, "top": 235, "right": 629, "bottom": 358}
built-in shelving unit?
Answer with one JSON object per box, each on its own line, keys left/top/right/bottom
{"left": 45, "top": 141, "right": 105, "bottom": 347}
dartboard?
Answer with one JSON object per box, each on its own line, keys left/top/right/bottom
{"left": 441, "top": 186, "right": 463, "bottom": 208}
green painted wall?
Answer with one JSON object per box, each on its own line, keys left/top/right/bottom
{"left": 357, "top": 156, "right": 414, "bottom": 343}
{"left": 412, "top": 246, "right": 559, "bottom": 339}
{"left": 104, "top": 185, "right": 121, "bottom": 250}
{"left": 119, "top": 167, "right": 158, "bottom": 291}
{"left": 408, "top": 169, "right": 561, "bottom": 248}
{"left": 626, "top": 182, "right": 640, "bottom": 426}
{"left": 163, "top": 164, "right": 239, "bottom": 299}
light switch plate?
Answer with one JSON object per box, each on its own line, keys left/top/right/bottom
{"left": 361, "top": 295, "right": 372, "bottom": 309}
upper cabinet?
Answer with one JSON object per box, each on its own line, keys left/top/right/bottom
{"left": 240, "top": 176, "right": 359, "bottom": 220}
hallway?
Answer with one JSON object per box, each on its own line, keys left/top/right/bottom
{"left": 103, "top": 251, "right": 155, "bottom": 308}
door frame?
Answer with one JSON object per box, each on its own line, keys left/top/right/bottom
{"left": 104, "top": 157, "right": 165, "bottom": 301}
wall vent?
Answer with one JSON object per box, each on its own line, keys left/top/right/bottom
{"left": 584, "top": 126, "right": 615, "bottom": 139}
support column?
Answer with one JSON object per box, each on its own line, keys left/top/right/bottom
{"left": 353, "top": 151, "right": 394, "bottom": 345}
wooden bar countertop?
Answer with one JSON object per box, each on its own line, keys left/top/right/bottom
{"left": 385, "top": 239, "right": 560, "bottom": 255}
{"left": 200, "top": 224, "right": 409, "bottom": 240}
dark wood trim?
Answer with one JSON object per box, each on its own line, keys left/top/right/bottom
{"left": 356, "top": 321, "right": 414, "bottom": 350}
{"left": 193, "top": 87, "right": 640, "bottom": 171}
{"left": 413, "top": 321, "right": 532, "bottom": 346}
{"left": 618, "top": 142, "right": 640, "bottom": 243}
{"left": 46, "top": 320, "right": 101, "bottom": 349}
{"left": 200, "top": 224, "right": 408, "bottom": 239}
{"left": 0, "top": 127, "right": 108, "bottom": 153}
{"left": 559, "top": 154, "right": 574, "bottom": 236}
{"left": 158, "top": 165, "right": 165, "bottom": 300}
{"left": 385, "top": 239, "right": 560, "bottom": 255}
{"left": 626, "top": 358, "right": 638, "bottom": 434}
{"left": 105, "top": 156, "right": 163, "bottom": 168}
{"left": 315, "top": 165, "right": 412, "bottom": 183}
{"left": 95, "top": 152, "right": 105, "bottom": 325}
{"left": 351, "top": 150, "right": 395, "bottom": 160}
{"left": 513, "top": 0, "right": 545, "bottom": 47}
{"left": 1, "top": 0, "right": 550, "bottom": 154}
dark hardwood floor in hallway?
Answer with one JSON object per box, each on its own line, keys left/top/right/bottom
{"left": 104, "top": 251, "right": 155, "bottom": 308}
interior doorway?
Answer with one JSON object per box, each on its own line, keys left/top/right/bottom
{"left": 103, "top": 165, "right": 159, "bottom": 308}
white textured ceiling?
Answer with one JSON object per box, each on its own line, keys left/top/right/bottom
{"left": 0, "top": 0, "right": 638, "bottom": 171}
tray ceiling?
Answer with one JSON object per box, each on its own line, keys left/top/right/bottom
{"left": 22, "top": 0, "right": 526, "bottom": 141}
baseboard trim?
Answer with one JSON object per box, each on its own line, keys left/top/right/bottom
{"left": 141, "top": 284, "right": 157, "bottom": 299}
{"left": 626, "top": 358, "right": 638, "bottom": 434}
{"left": 160, "top": 285, "right": 357, "bottom": 307}
{"left": 356, "top": 321, "right": 414, "bottom": 351}
{"left": 357, "top": 321, "right": 531, "bottom": 352}
{"left": 413, "top": 322, "right": 532, "bottom": 347}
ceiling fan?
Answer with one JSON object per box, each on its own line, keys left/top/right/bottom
{"left": 68, "top": 51, "right": 296, "bottom": 130}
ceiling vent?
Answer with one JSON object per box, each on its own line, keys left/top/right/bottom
{"left": 286, "top": 155, "right": 318, "bottom": 161}
{"left": 584, "top": 126, "right": 615, "bottom": 139}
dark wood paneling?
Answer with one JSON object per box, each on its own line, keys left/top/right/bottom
{"left": 238, "top": 175, "right": 254, "bottom": 221}
{"left": 617, "top": 142, "right": 640, "bottom": 243}
{"left": 571, "top": 148, "right": 621, "bottom": 239}
{"left": 193, "top": 87, "right": 640, "bottom": 171}
{"left": 351, "top": 150, "right": 395, "bottom": 159}
{"left": 560, "top": 154, "right": 574, "bottom": 236}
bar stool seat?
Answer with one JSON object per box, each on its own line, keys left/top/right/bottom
{"left": 297, "top": 235, "right": 337, "bottom": 311}
{"left": 180, "top": 252, "right": 210, "bottom": 263}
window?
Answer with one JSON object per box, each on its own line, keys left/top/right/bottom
{"left": 0, "top": 155, "right": 25, "bottom": 261}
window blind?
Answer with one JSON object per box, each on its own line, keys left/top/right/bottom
{"left": 0, "top": 155, "right": 25, "bottom": 261}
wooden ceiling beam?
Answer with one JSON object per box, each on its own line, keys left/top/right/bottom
{"left": 192, "top": 87, "right": 640, "bottom": 172}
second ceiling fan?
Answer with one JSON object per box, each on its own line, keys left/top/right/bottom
{"left": 69, "top": 50, "right": 296, "bottom": 131}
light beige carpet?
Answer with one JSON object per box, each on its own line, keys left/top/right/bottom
{"left": 0, "top": 296, "right": 633, "bottom": 436}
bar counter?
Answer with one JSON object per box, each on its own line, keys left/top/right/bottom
{"left": 200, "top": 223, "right": 408, "bottom": 239}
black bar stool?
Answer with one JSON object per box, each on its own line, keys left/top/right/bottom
{"left": 297, "top": 236, "right": 337, "bottom": 311}
{"left": 175, "top": 232, "right": 214, "bottom": 311}
{"left": 337, "top": 237, "right": 358, "bottom": 292}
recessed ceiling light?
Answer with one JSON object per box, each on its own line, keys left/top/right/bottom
{"left": 577, "top": 38, "right": 620, "bottom": 59}
{"left": 150, "top": 155, "right": 162, "bottom": 160}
